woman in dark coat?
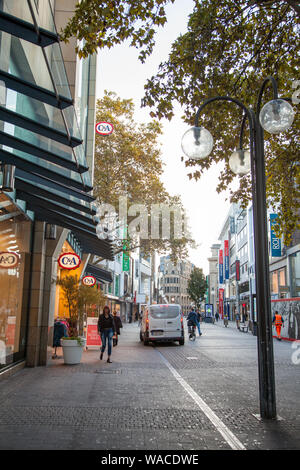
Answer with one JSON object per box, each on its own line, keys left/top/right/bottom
{"left": 112, "top": 310, "right": 123, "bottom": 346}
{"left": 97, "top": 306, "right": 116, "bottom": 363}
{"left": 52, "top": 319, "right": 68, "bottom": 358}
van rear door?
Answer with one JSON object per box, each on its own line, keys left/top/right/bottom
{"left": 149, "top": 305, "right": 181, "bottom": 337}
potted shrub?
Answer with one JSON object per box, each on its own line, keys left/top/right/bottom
{"left": 56, "top": 274, "right": 106, "bottom": 364}
{"left": 56, "top": 275, "right": 85, "bottom": 365}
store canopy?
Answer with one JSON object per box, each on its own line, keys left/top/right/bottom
{"left": 74, "top": 234, "right": 114, "bottom": 261}
{"left": 85, "top": 264, "right": 113, "bottom": 283}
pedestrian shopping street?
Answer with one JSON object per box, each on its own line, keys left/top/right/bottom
{"left": 0, "top": 322, "right": 299, "bottom": 450}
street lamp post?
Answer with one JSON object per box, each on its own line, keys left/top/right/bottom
{"left": 181, "top": 77, "right": 295, "bottom": 420}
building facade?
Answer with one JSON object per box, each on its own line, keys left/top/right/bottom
{"left": 158, "top": 256, "right": 194, "bottom": 314}
{"left": 207, "top": 244, "right": 220, "bottom": 317}
{"left": 0, "top": 0, "right": 113, "bottom": 375}
{"left": 211, "top": 200, "right": 300, "bottom": 337}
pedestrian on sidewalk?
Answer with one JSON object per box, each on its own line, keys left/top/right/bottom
{"left": 112, "top": 310, "right": 123, "bottom": 347}
{"left": 52, "top": 318, "right": 68, "bottom": 359}
{"left": 98, "top": 306, "right": 116, "bottom": 363}
{"left": 215, "top": 312, "right": 219, "bottom": 322}
{"left": 235, "top": 312, "right": 240, "bottom": 329}
{"left": 273, "top": 310, "right": 284, "bottom": 341}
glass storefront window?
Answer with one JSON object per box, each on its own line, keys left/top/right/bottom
{"left": 0, "top": 196, "right": 32, "bottom": 369}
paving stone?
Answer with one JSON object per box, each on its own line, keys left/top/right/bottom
{"left": 0, "top": 323, "right": 299, "bottom": 450}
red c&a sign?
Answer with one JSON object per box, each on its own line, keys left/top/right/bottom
{"left": 0, "top": 251, "right": 20, "bottom": 268}
{"left": 95, "top": 121, "right": 113, "bottom": 135}
{"left": 82, "top": 275, "right": 96, "bottom": 286}
{"left": 58, "top": 252, "right": 81, "bottom": 270}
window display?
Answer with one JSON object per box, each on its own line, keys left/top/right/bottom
{"left": 0, "top": 197, "right": 31, "bottom": 369}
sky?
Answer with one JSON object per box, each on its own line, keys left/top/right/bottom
{"left": 96, "top": 0, "right": 233, "bottom": 274}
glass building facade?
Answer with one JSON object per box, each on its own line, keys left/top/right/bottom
{"left": 0, "top": 0, "right": 113, "bottom": 372}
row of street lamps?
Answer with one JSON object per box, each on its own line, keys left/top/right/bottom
{"left": 181, "top": 77, "right": 295, "bottom": 420}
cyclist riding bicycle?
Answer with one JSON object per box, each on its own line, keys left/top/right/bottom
{"left": 187, "top": 309, "right": 202, "bottom": 337}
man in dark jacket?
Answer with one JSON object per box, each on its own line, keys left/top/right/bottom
{"left": 98, "top": 306, "right": 116, "bottom": 362}
{"left": 112, "top": 310, "right": 123, "bottom": 346}
{"left": 52, "top": 318, "right": 68, "bottom": 358}
{"left": 187, "top": 309, "right": 202, "bottom": 336}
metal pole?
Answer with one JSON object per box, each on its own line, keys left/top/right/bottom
{"left": 194, "top": 92, "right": 277, "bottom": 419}
{"left": 252, "top": 117, "right": 277, "bottom": 419}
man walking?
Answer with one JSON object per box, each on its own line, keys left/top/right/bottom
{"left": 273, "top": 310, "right": 284, "bottom": 341}
{"left": 235, "top": 312, "right": 240, "bottom": 329}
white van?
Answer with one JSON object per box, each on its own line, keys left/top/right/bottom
{"left": 140, "top": 304, "right": 184, "bottom": 346}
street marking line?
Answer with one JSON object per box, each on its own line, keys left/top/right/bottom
{"left": 156, "top": 350, "right": 246, "bottom": 451}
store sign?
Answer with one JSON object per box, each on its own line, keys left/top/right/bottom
{"left": 205, "top": 275, "right": 209, "bottom": 303}
{"left": 219, "top": 249, "right": 224, "bottom": 284}
{"left": 86, "top": 317, "right": 101, "bottom": 348}
{"left": 122, "top": 226, "right": 130, "bottom": 272}
{"left": 205, "top": 303, "right": 214, "bottom": 317}
{"left": 95, "top": 121, "right": 113, "bottom": 135}
{"left": 0, "top": 251, "right": 19, "bottom": 268}
{"left": 229, "top": 216, "right": 235, "bottom": 234}
{"left": 219, "top": 289, "right": 224, "bottom": 317}
{"left": 236, "top": 260, "right": 240, "bottom": 281}
{"left": 82, "top": 275, "right": 96, "bottom": 287}
{"left": 58, "top": 252, "right": 81, "bottom": 270}
{"left": 270, "top": 214, "right": 281, "bottom": 257}
{"left": 224, "top": 240, "right": 229, "bottom": 280}
{"left": 122, "top": 251, "right": 130, "bottom": 272}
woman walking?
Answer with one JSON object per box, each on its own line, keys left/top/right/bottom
{"left": 98, "top": 306, "right": 116, "bottom": 363}
{"left": 112, "top": 310, "right": 123, "bottom": 346}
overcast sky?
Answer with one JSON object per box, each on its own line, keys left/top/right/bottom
{"left": 96, "top": 0, "right": 233, "bottom": 273}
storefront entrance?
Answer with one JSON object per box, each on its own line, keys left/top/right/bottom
{"left": 0, "top": 195, "right": 32, "bottom": 370}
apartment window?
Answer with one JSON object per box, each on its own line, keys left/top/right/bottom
{"left": 279, "top": 268, "right": 286, "bottom": 287}
{"left": 271, "top": 271, "right": 278, "bottom": 294}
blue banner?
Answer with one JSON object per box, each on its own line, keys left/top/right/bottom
{"left": 219, "top": 263, "right": 224, "bottom": 285}
{"left": 270, "top": 214, "right": 281, "bottom": 257}
{"left": 224, "top": 240, "right": 229, "bottom": 280}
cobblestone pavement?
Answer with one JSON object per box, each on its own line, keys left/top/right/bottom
{"left": 0, "top": 322, "right": 299, "bottom": 450}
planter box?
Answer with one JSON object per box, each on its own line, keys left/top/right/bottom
{"left": 61, "top": 338, "right": 86, "bottom": 365}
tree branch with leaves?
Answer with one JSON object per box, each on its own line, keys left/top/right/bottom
{"left": 60, "top": 0, "right": 175, "bottom": 61}
{"left": 142, "top": 0, "right": 299, "bottom": 245}
{"left": 93, "top": 91, "right": 195, "bottom": 264}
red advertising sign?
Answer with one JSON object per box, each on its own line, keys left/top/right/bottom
{"left": 95, "top": 121, "right": 114, "bottom": 135}
{"left": 219, "top": 288, "right": 224, "bottom": 318}
{"left": 86, "top": 317, "right": 101, "bottom": 349}
{"left": 82, "top": 275, "right": 96, "bottom": 287}
{"left": 58, "top": 252, "right": 81, "bottom": 270}
{"left": 219, "top": 249, "right": 223, "bottom": 264}
{"left": 236, "top": 260, "right": 240, "bottom": 281}
{"left": 224, "top": 240, "right": 229, "bottom": 257}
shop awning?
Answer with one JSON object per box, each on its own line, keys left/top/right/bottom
{"left": 85, "top": 264, "right": 113, "bottom": 283}
{"left": 74, "top": 234, "right": 114, "bottom": 260}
